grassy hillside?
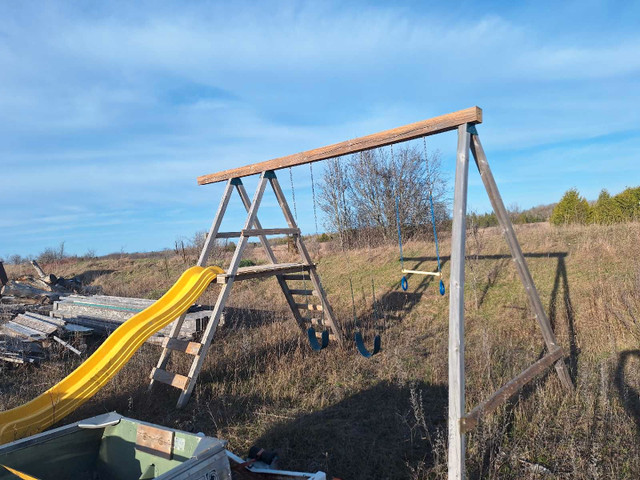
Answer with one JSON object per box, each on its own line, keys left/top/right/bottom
{"left": 2, "top": 222, "right": 640, "bottom": 479}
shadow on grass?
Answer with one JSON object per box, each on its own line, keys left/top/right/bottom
{"left": 404, "top": 251, "right": 579, "bottom": 381}
{"left": 615, "top": 350, "right": 640, "bottom": 435}
{"left": 73, "top": 269, "right": 116, "bottom": 284}
{"left": 253, "top": 380, "right": 448, "bottom": 480}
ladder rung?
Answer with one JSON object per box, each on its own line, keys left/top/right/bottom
{"left": 282, "top": 274, "right": 311, "bottom": 281}
{"left": 163, "top": 338, "right": 202, "bottom": 355}
{"left": 288, "top": 289, "right": 317, "bottom": 296}
{"left": 151, "top": 368, "right": 190, "bottom": 390}
{"left": 296, "top": 303, "right": 323, "bottom": 311}
{"left": 242, "top": 228, "right": 300, "bottom": 236}
{"left": 315, "top": 331, "right": 337, "bottom": 341}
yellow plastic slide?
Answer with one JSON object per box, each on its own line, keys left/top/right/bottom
{"left": 0, "top": 265, "right": 223, "bottom": 445}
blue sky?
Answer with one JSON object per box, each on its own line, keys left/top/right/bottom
{"left": 1, "top": 1, "right": 639, "bottom": 258}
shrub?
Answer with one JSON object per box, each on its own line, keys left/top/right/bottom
{"left": 591, "top": 189, "right": 620, "bottom": 224}
{"left": 550, "top": 189, "right": 591, "bottom": 225}
{"left": 239, "top": 259, "right": 256, "bottom": 268}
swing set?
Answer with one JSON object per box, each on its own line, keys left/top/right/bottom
{"left": 151, "top": 106, "right": 572, "bottom": 479}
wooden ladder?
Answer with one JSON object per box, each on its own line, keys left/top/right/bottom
{"left": 149, "top": 170, "right": 344, "bottom": 408}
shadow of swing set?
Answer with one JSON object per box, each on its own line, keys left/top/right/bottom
{"left": 151, "top": 106, "right": 573, "bottom": 479}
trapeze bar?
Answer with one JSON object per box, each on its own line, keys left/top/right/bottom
{"left": 401, "top": 269, "right": 442, "bottom": 277}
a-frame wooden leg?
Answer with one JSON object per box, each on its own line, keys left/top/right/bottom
{"left": 234, "top": 180, "right": 308, "bottom": 332}
{"left": 469, "top": 132, "right": 574, "bottom": 391}
{"left": 149, "top": 179, "right": 235, "bottom": 391}
{"left": 175, "top": 173, "right": 272, "bottom": 408}
{"left": 448, "top": 123, "right": 471, "bottom": 480}
{"left": 268, "top": 173, "right": 345, "bottom": 345}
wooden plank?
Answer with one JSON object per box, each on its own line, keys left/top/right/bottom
{"left": 216, "top": 263, "right": 313, "bottom": 284}
{"left": 215, "top": 231, "right": 242, "bottom": 238}
{"left": 24, "top": 312, "right": 66, "bottom": 327}
{"left": 281, "top": 274, "right": 311, "bottom": 281}
{"left": 198, "top": 107, "right": 483, "bottom": 184}
{"left": 163, "top": 338, "right": 201, "bottom": 355}
{"left": 2, "top": 321, "right": 47, "bottom": 341}
{"left": 295, "top": 303, "right": 323, "bottom": 311}
{"left": 53, "top": 335, "right": 82, "bottom": 356}
{"left": 461, "top": 348, "right": 564, "bottom": 433}
{"left": 150, "top": 368, "right": 190, "bottom": 390}
{"left": 136, "top": 423, "right": 174, "bottom": 460}
{"left": 288, "top": 289, "right": 317, "bottom": 296}
{"left": 448, "top": 123, "right": 470, "bottom": 480}
{"left": 13, "top": 314, "right": 58, "bottom": 335}
{"left": 242, "top": 228, "right": 300, "bottom": 236}
{"left": 470, "top": 133, "right": 574, "bottom": 392}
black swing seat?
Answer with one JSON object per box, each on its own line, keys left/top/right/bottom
{"left": 307, "top": 327, "right": 329, "bottom": 351}
{"left": 355, "top": 331, "right": 381, "bottom": 358}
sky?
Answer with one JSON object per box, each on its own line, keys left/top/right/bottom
{"left": 1, "top": 1, "right": 639, "bottom": 258}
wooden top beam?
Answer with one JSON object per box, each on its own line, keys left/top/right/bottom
{"left": 198, "top": 106, "right": 482, "bottom": 185}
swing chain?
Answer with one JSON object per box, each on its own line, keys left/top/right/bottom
{"left": 309, "top": 163, "right": 319, "bottom": 236}
{"left": 289, "top": 167, "right": 298, "bottom": 222}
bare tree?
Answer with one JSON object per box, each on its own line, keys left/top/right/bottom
{"left": 318, "top": 144, "right": 447, "bottom": 246}
{"left": 318, "top": 158, "right": 354, "bottom": 250}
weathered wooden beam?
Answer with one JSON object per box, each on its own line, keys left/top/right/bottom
{"left": 198, "top": 107, "right": 483, "bottom": 184}
{"left": 162, "top": 338, "right": 201, "bottom": 356}
{"left": 151, "top": 368, "right": 190, "bottom": 390}
{"left": 469, "top": 133, "right": 574, "bottom": 392}
{"left": 242, "top": 228, "right": 300, "bottom": 237}
{"left": 461, "top": 347, "right": 564, "bottom": 433}
{"left": 53, "top": 335, "right": 83, "bottom": 356}
{"left": 448, "top": 123, "right": 471, "bottom": 480}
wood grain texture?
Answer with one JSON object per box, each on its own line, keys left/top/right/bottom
{"left": 470, "top": 133, "right": 574, "bottom": 392}
{"left": 136, "top": 423, "right": 174, "bottom": 460}
{"left": 198, "top": 107, "right": 482, "bottom": 184}
{"left": 461, "top": 347, "right": 564, "bottom": 433}
{"left": 448, "top": 124, "right": 471, "bottom": 480}
{"left": 151, "top": 368, "right": 189, "bottom": 390}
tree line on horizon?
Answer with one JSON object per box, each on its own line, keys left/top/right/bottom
{"left": 550, "top": 186, "right": 640, "bottom": 225}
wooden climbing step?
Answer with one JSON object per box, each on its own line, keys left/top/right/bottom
{"left": 288, "top": 289, "right": 318, "bottom": 296}
{"left": 150, "top": 368, "right": 190, "bottom": 390}
{"left": 162, "top": 338, "right": 202, "bottom": 356}
{"left": 295, "top": 303, "right": 323, "bottom": 311}
{"left": 216, "top": 263, "right": 314, "bottom": 284}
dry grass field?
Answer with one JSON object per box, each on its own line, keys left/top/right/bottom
{"left": 2, "top": 222, "right": 640, "bottom": 479}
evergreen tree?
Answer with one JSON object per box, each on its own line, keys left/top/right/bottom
{"left": 613, "top": 187, "right": 640, "bottom": 221}
{"left": 591, "top": 189, "right": 620, "bottom": 224}
{"left": 550, "top": 188, "right": 591, "bottom": 225}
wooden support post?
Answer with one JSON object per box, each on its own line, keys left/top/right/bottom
{"left": 269, "top": 174, "right": 345, "bottom": 344}
{"left": 461, "top": 347, "right": 564, "bottom": 433}
{"left": 469, "top": 133, "right": 574, "bottom": 392}
{"left": 448, "top": 123, "right": 470, "bottom": 480}
{"left": 149, "top": 179, "right": 235, "bottom": 391}
{"left": 234, "top": 181, "right": 309, "bottom": 332}
{"left": 175, "top": 173, "right": 271, "bottom": 408}
{"left": 198, "top": 179, "right": 236, "bottom": 266}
